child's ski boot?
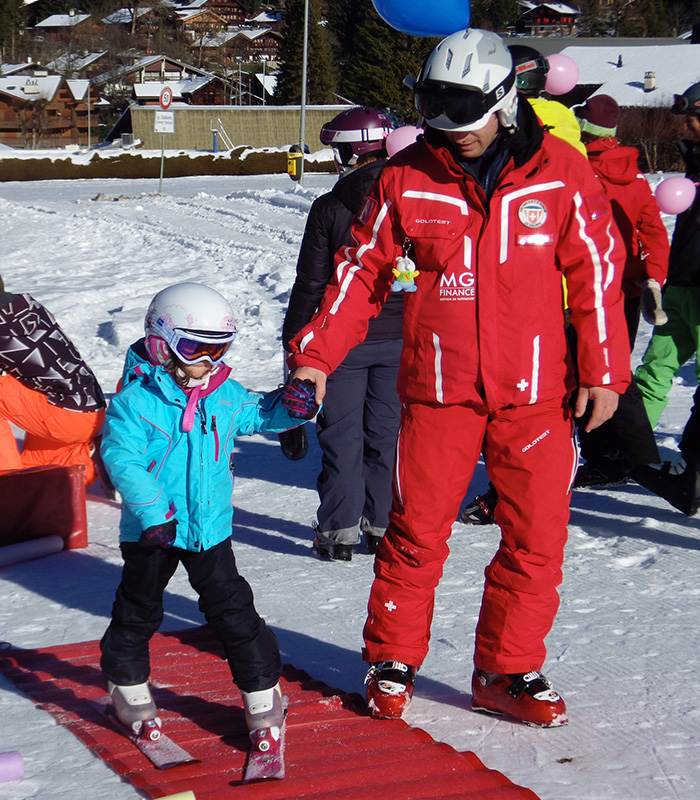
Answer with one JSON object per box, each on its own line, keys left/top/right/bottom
{"left": 108, "top": 681, "right": 162, "bottom": 741}
{"left": 242, "top": 682, "right": 287, "bottom": 781}
{"left": 243, "top": 683, "right": 285, "bottom": 752}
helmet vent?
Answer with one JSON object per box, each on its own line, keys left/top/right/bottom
{"left": 446, "top": 49, "right": 453, "bottom": 71}
{"left": 462, "top": 52, "right": 472, "bottom": 79}
{"left": 482, "top": 68, "right": 491, "bottom": 93}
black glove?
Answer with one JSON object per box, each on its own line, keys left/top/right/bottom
{"left": 278, "top": 426, "right": 309, "bottom": 461}
{"left": 281, "top": 378, "right": 318, "bottom": 420}
{"left": 139, "top": 519, "right": 177, "bottom": 549}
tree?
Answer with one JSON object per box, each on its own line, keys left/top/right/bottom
{"left": 274, "top": 0, "right": 339, "bottom": 105}
{"left": 334, "top": 0, "right": 437, "bottom": 122}
{"left": 470, "top": 0, "right": 520, "bottom": 31}
{"left": 0, "top": 0, "right": 24, "bottom": 63}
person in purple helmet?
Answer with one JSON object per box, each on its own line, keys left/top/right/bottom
{"left": 282, "top": 107, "right": 404, "bottom": 561}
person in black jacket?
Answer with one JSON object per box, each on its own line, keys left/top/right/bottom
{"left": 282, "top": 107, "right": 403, "bottom": 561}
{"left": 0, "top": 274, "right": 106, "bottom": 486}
{"left": 632, "top": 83, "right": 700, "bottom": 515}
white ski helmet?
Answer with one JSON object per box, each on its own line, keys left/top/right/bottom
{"left": 413, "top": 28, "right": 518, "bottom": 132}
{"left": 144, "top": 282, "right": 236, "bottom": 366}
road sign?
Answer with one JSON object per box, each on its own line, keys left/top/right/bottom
{"left": 159, "top": 87, "right": 173, "bottom": 110}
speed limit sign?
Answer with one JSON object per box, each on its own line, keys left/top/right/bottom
{"left": 159, "top": 87, "right": 173, "bottom": 110}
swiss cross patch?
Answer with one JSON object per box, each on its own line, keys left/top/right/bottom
{"left": 357, "top": 196, "right": 377, "bottom": 226}
{"left": 518, "top": 199, "right": 548, "bottom": 228}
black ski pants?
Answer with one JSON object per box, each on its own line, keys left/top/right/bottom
{"left": 315, "top": 338, "right": 402, "bottom": 544}
{"left": 100, "top": 538, "right": 281, "bottom": 693}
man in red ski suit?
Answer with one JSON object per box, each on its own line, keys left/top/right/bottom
{"left": 288, "top": 29, "right": 631, "bottom": 727}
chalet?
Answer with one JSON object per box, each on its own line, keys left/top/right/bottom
{"left": 34, "top": 12, "right": 103, "bottom": 46}
{"left": 174, "top": 0, "right": 249, "bottom": 27}
{"left": 246, "top": 11, "right": 283, "bottom": 33}
{"left": 131, "top": 75, "right": 230, "bottom": 106}
{"left": 92, "top": 54, "right": 211, "bottom": 94}
{"left": 174, "top": 8, "right": 228, "bottom": 40}
{"left": 0, "top": 74, "right": 100, "bottom": 148}
{"left": 46, "top": 51, "right": 110, "bottom": 81}
{"left": 516, "top": 3, "right": 580, "bottom": 36}
{"left": 201, "top": 28, "right": 283, "bottom": 63}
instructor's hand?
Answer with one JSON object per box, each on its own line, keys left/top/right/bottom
{"left": 291, "top": 367, "right": 328, "bottom": 404}
{"left": 575, "top": 386, "right": 619, "bottom": 432}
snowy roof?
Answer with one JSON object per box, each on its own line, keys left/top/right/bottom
{"left": 132, "top": 76, "right": 215, "bottom": 100}
{"left": 102, "top": 7, "right": 153, "bottom": 25}
{"left": 525, "top": 2, "right": 579, "bottom": 14}
{"left": 1, "top": 63, "right": 34, "bottom": 76}
{"left": 66, "top": 79, "right": 90, "bottom": 101}
{"left": 47, "top": 52, "right": 107, "bottom": 74}
{"left": 254, "top": 72, "right": 277, "bottom": 96}
{"left": 247, "top": 11, "right": 281, "bottom": 24}
{"left": 561, "top": 43, "right": 700, "bottom": 107}
{"left": 0, "top": 75, "right": 61, "bottom": 102}
{"left": 36, "top": 13, "right": 91, "bottom": 28}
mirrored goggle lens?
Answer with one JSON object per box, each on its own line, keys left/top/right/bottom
{"left": 415, "top": 85, "right": 488, "bottom": 126}
{"left": 174, "top": 337, "right": 232, "bottom": 364}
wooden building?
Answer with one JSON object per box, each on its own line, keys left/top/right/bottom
{"left": 0, "top": 74, "right": 99, "bottom": 148}
{"left": 516, "top": 3, "right": 580, "bottom": 36}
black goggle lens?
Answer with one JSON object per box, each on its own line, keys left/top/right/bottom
{"left": 415, "top": 85, "right": 487, "bottom": 126}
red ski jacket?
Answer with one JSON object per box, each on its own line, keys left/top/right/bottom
{"left": 289, "top": 120, "right": 631, "bottom": 411}
{"left": 585, "top": 138, "right": 669, "bottom": 297}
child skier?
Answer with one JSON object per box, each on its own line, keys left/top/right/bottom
{"left": 99, "top": 281, "right": 310, "bottom": 751}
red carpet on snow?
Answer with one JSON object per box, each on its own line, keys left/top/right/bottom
{"left": 0, "top": 626, "right": 540, "bottom": 799}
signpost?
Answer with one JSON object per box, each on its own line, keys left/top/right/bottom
{"left": 156, "top": 87, "right": 174, "bottom": 193}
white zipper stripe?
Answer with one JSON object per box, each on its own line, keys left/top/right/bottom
{"left": 530, "top": 335, "right": 540, "bottom": 404}
{"left": 299, "top": 330, "right": 314, "bottom": 353}
{"left": 499, "top": 181, "right": 565, "bottom": 263}
{"left": 402, "top": 190, "right": 469, "bottom": 216}
{"left": 331, "top": 200, "right": 392, "bottom": 316}
{"left": 572, "top": 191, "right": 607, "bottom": 343}
{"left": 433, "top": 332, "right": 444, "bottom": 404}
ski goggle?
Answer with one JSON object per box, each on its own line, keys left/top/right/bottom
{"left": 414, "top": 75, "right": 515, "bottom": 128}
{"left": 514, "top": 57, "right": 548, "bottom": 93}
{"left": 671, "top": 93, "right": 700, "bottom": 116}
{"left": 152, "top": 317, "right": 236, "bottom": 365}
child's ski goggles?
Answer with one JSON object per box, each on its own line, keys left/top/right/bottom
{"left": 152, "top": 317, "right": 236, "bottom": 365}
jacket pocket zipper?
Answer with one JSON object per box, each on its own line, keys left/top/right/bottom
{"left": 212, "top": 416, "right": 220, "bottom": 461}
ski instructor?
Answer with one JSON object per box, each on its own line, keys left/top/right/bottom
{"left": 287, "top": 28, "right": 631, "bottom": 727}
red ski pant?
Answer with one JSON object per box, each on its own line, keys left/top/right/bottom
{"left": 362, "top": 397, "right": 577, "bottom": 674}
{"left": 0, "top": 375, "right": 104, "bottom": 486}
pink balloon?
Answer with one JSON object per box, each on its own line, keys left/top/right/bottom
{"left": 386, "top": 125, "right": 423, "bottom": 157}
{"left": 655, "top": 176, "right": 697, "bottom": 215}
{"left": 545, "top": 53, "right": 579, "bottom": 96}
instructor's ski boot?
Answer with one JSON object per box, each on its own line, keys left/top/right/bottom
{"left": 365, "top": 661, "right": 417, "bottom": 719}
{"left": 243, "top": 683, "right": 285, "bottom": 753}
{"left": 471, "top": 669, "right": 568, "bottom": 728}
{"left": 108, "top": 681, "right": 162, "bottom": 741}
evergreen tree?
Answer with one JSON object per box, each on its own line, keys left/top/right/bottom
{"left": 274, "top": 0, "right": 339, "bottom": 105}
{"left": 638, "top": 0, "right": 670, "bottom": 35}
{"left": 338, "top": 0, "right": 437, "bottom": 122}
{"left": 0, "top": 0, "right": 24, "bottom": 63}
{"left": 470, "top": 0, "right": 520, "bottom": 31}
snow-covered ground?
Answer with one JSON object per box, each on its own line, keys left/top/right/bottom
{"left": 0, "top": 172, "right": 698, "bottom": 800}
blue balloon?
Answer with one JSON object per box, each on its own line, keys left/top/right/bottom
{"left": 372, "top": 0, "right": 470, "bottom": 37}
